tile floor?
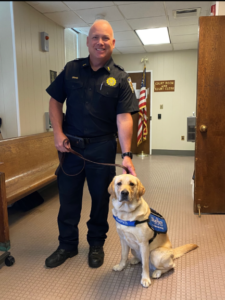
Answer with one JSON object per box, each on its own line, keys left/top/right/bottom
{"left": 1, "top": 155, "right": 225, "bottom": 300}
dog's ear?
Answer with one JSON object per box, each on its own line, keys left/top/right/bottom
{"left": 137, "top": 178, "right": 145, "bottom": 198}
{"left": 108, "top": 177, "right": 116, "bottom": 198}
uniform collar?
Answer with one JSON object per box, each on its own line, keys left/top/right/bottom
{"left": 103, "top": 57, "right": 114, "bottom": 73}
{"left": 81, "top": 57, "right": 90, "bottom": 68}
{"left": 82, "top": 56, "right": 114, "bottom": 73}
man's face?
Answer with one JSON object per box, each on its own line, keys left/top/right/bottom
{"left": 87, "top": 22, "right": 115, "bottom": 64}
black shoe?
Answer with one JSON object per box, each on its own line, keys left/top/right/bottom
{"left": 88, "top": 246, "right": 104, "bottom": 268}
{"left": 45, "top": 248, "right": 78, "bottom": 268}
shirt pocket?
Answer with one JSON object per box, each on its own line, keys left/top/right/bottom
{"left": 66, "top": 80, "right": 83, "bottom": 98}
{"left": 96, "top": 84, "right": 119, "bottom": 99}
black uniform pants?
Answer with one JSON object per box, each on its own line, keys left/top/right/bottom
{"left": 57, "top": 138, "right": 117, "bottom": 251}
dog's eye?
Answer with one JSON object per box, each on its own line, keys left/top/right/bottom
{"left": 129, "top": 182, "right": 135, "bottom": 186}
{"left": 117, "top": 182, "right": 122, "bottom": 186}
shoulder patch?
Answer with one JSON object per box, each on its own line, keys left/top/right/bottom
{"left": 114, "top": 64, "right": 124, "bottom": 71}
{"left": 127, "top": 77, "right": 134, "bottom": 93}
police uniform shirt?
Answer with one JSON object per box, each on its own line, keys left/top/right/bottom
{"left": 46, "top": 56, "right": 139, "bottom": 138}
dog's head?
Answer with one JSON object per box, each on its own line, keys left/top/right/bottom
{"left": 108, "top": 174, "right": 145, "bottom": 203}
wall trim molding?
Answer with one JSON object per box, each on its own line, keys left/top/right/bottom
{"left": 152, "top": 149, "right": 195, "bottom": 156}
{"left": 10, "top": 2, "right": 20, "bottom": 136}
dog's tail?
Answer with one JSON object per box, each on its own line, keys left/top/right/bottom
{"left": 173, "top": 244, "right": 198, "bottom": 259}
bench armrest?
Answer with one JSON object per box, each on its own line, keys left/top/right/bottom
{"left": 0, "top": 172, "right": 10, "bottom": 250}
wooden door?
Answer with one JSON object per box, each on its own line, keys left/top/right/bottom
{"left": 194, "top": 16, "right": 225, "bottom": 214}
{"left": 117, "top": 72, "right": 151, "bottom": 154}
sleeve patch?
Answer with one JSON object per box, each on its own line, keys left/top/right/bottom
{"left": 127, "top": 77, "right": 134, "bottom": 93}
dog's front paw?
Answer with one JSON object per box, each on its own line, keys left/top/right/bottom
{"left": 141, "top": 277, "right": 151, "bottom": 288}
{"left": 113, "top": 263, "right": 126, "bottom": 271}
{"left": 130, "top": 257, "right": 140, "bottom": 265}
{"left": 152, "top": 270, "right": 162, "bottom": 279}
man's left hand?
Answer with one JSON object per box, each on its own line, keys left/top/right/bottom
{"left": 122, "top": 156, "right": 136, "bottom": 176}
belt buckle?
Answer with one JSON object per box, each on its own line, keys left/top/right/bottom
{"left": 84, "top": 138, "right": 90, "bottom": 145}
{"left": 76, "top": 137, "right": 85, "bottom": 148}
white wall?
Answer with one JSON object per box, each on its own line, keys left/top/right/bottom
{"left": 112, "top": 50, "right": 197, "bottom": 151}
{"left": 65, "top": 28, "right": 78, "bottom": 64}
{"left": 216, "top": 1, "right": 225, "bottom": 15}
{"left": 0, "top": 2, "right": 19, "bottom": 139}
{"left": 13, "top": 1, "right": 65, "bottom": 136}
{"left": 78, "top": 33, "right": 89, "bottom": 58}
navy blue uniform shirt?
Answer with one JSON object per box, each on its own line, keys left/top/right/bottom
{"left": 46, "top": 56, "right": 139, "bottom": 137}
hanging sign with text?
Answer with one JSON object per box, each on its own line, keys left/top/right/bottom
{"left": 154, "top": 80, "right": 175, "bottom": 92}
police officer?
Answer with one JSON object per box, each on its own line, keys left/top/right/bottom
{"left": 45, "top": 19, "right": 139, "bottom": 269}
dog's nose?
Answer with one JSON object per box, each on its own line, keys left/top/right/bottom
{"left": 121, "top": 189, "right": 129, "bottom": 196}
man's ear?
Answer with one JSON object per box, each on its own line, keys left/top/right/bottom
{"left": 137, "top": 178, "right": 145, "bottom": 198}
{"left": 108, "top": 177, "right": 116, "bottom": 198}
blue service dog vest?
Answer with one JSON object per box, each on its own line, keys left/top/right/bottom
{"left": 148, "top": 208, "right": 167, "bottom": 234}
{"left": 113, "top": 208, "right": 167, "bottom": 243}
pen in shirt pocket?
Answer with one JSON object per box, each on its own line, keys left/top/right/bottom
{"left": 100, "top": 82, "right": 103, "bottom": 90}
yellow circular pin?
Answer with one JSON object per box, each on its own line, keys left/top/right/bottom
{"left": 106, "top": 77, "right": 116, "bottom": 86}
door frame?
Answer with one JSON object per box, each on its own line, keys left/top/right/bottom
{"left": 127, "top": 70, "right": 153, "bottom": 155}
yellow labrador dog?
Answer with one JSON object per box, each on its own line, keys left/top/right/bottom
{"left": 108, "top": 174, "right": 198, "bottom": 288}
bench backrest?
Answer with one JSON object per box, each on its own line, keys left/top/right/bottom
{"left": 0, "top": 132, "right": 58, "bottom": 180}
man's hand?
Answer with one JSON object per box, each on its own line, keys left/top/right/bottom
{"left": 54, "top": 132, "right": 71, "bottom": 153}
{"left": 122, "top": 156, "right": 136, "bottom": 176}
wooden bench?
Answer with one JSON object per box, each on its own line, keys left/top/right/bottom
{"left": 0, "top": 132, "right": 58, "bottom": 252}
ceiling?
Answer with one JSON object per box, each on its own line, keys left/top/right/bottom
{"left": 26, "top": 1, "right": 212, "bottom": 54}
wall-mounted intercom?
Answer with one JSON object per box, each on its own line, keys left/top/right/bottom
{"left": 187, "top": 115, "right": 196, "bottom": 142}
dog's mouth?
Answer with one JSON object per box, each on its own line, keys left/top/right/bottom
{"left": 119, "top": 197, "right": 129, "bottom": 202}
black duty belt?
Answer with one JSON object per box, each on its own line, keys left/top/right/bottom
{"left": 66, "top": 133, "right": 116, "bottom": 149}
{"left": 55, "top": 133, "right": 130, "bottom": 176}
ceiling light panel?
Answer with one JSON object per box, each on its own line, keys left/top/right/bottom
{"left": 136, "top": 27, "right": 170, "bottom": 45}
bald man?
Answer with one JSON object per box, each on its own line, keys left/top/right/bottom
{"left": 45, "top": 20, "right": 139, "bottom": 269}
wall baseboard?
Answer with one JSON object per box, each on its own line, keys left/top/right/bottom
{"left": 152, "top": 149, "right": 195, "bottom": 156}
